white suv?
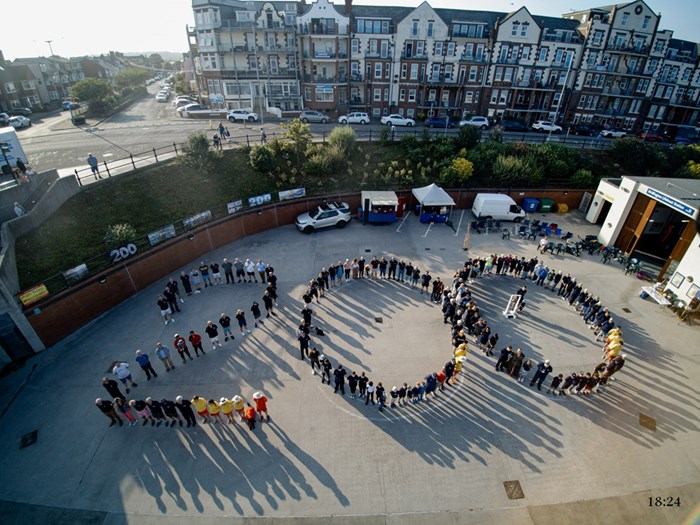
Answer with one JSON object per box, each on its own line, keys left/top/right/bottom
{"left": 296, "top": 202, "right": 352, "bottom": 233}
{"left": 459, "top": 116, "right": 490, "bottom": 129}
{"left": 531, "top": 120, "right": 563, "bottom": 133}
{"left": 381, "top": 114, "right": 415, "bottom": 126}
{"left": 227, "top": 109, "right": 259, "bottom": 123}
{"left": 338, "top": 112, "right": 369, "bottom": 125}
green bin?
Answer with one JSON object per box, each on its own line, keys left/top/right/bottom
{"left": 539, "top": 198, "right": 555, "bottom": 212}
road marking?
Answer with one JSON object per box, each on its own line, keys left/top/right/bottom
{"left": 453, "top": 209, "right": 465, "bottom": 236}
{"left": 422, "top": 222, "right": 433, "bottom": 237}
{"left": 103, "top": 153, "right": 114, "bottom": 157}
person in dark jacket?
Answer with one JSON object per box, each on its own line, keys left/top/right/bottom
{"left": 529, "top": 360, "right": 553, "bottom": 390}
{"left": 102, "top": 377, "right": 126, "bottom": 401}
{"left": 175, "top": 396, "right": 197, "bottom": 427}
{"left": 508, "top": 348, "right": 525, "bottom": 378}
{"left": 333, "top": 365, "right": 346, "bottom": 395}
{"left": 444, "top": 359, "right": 456, "bottom": 384}
{"left": 424, "top": 373, "right": 438, "bottom": 398}
{"left": 559, "top": 373, "right": 578, "bottom": 395}
{"left": 348, "top": 371, "right": 359, "bottom": 398}
{"left": 146, "top": 397, "right": 167, "bottom": 427}
{"left": 95, "top": 398, "right": 122, "bottom": 427}
{"left": 496, "top": 345, "right": 512, "bottom": 372}
{"left": 160, "top": 398, "right": 182, "bottom": 427}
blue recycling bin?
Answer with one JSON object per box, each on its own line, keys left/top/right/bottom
{"left": 522, "top": 198, "right": 540, "bottom": 213}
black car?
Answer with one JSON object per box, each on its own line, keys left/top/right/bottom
{"left": 499, "top": 119, "right": 529, "bottom": 132}
{"left": 567, "top": 123, "right": 601, "bottom": 136}
{"left": 8, "top": 107, "right": 32, "bottom": 117}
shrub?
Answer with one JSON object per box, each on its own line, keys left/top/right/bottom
{"left": 328, "top": 126, "right": 357, "bottom": 158}
{"left": 609, "top": 138, "right": 667, "bottom": 176}
{"left": 570, "top": 169, "right": 595, "bottom": 188}
{"left": 249, "top": 144, "right": 276, "bottom": 174}
{"left": 454, "top": 126, "right": 481, "bottom": 150}
{"left": 181, "top": 131, "right": 214, "bottom": 172}
{"left": 440, "top": 156, "right": 474, "bottom": 186}
{"left": 104, "top": 223, "right": 137, "bottom": 249}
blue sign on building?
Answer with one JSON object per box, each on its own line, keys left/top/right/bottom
{"left": 646, "top": 188, "right": 696, "bottom": 217}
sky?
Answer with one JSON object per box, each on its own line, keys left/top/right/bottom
{"left": 1, "top": 0, "right": 694, "bottom": 61}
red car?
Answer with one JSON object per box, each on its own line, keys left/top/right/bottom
{"left": 636, "top": 130, "right": 664, "bottom": 142}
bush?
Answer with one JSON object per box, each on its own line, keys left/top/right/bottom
{"left": 609, "top": 138, "right": 667, "bottom": 176}
{"left": 440, "top": 156, "right": 474, "bottom": 186}
{"left": 104, "top": 223, "right": 137, "bottom": 249}
{"left": 492, "top": 154, "right": 544, "bottom": 186}
{"left": 454, "top": 126, "right": 481, "bottom": 150}
{"left": 181, "top": 131, "right": 214, "bottom": 172}
{"left": 304, "top": 144, "right": 347, "bottom": 181}
{"left": 570, "top": 169, "right": 595, "bottom": 188}
{"left": 249, "top": 144, "right": 276, "bottom": 174}
{"left": 328, "top": 126, "right": 357, "bottom": 158}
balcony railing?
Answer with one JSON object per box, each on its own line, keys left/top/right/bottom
{"left": 303, "top": 74, "right": 340, "bottom": 83}
{"left": 459, "top": 54, "right": 487, "bottom": 63}
{"left": 350, "top": 74, "right": 364, "bottom": 82}
{"left": 542, "top": 34, "right": 582, "bottom": 44}
{"left": 608, "top": 43, "right": 648, "bottom": 54}
{"left": 400, "top": 53, "right": 428, "bottom": 60}
{"left": 496, "top": 57, "right": 519, "bottom": 65}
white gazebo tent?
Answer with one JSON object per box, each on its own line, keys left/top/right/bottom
{"left": 411, "top": 183, "right": 456, "bottom": 223}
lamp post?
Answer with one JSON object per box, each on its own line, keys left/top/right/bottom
{"left": 45, "top": 40, "right": 55, "bottom": 56}
{"left": 547, "top": 50, "right": 574, "bottom": 142}
{"left": 1, "top": 145, "right": 12, "bottom": 176}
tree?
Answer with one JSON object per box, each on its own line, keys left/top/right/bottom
{"left": 71, "top": 78, "right": 114, "bottom": 102}
{"left": 249, "top": 144, "right": 277, "bottom": 174}
{"left": 114, "top": 68, "right": 151, "bottom": 88}
{"left": 440, "top": 156, "right": 474, "bottom": 186}
{"left": 328, "top": 126, "right": 357, "bottom": 158}
{"left": 181, "top": 131, "right": 215, "bottom": 172}
{"left": 281, "top": 119, "right": 313, "bottom": 176}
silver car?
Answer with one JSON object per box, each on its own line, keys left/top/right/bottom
{"left": 295, "top": 202, "right": 351, "bottom": 233}
{"left": 300, "top": 110, "right": 330, "bottom": 124}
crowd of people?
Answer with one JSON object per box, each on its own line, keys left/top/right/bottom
{"left": 96, "top": 378, "right": 269, "bottom": 431}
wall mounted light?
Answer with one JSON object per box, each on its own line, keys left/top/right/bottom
{"left": 622, "top": 187, "right": 630, "bottom": 193}
{"left": 188, "top": 234, "right": 195, "bottom": 240}
{"left": 606, "top": 222, "right": 612, "bottom": 227}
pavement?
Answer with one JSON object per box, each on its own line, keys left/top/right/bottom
{"left": 0, "top": 210, "right": 698, "bottom": 525}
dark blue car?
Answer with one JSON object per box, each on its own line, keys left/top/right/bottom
{"left": 424, "top": 116, "right": 455, "bottom": 128}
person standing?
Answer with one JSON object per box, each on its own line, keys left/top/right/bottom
{"left": 245, "top": 403, "right": 257, "bottom": 430}
{"left": 188, "top": 330, "right": 205, "bottom": 356}
{"left": 320, "top": 356, "right": 332, "bottom": 385}
{"left": 112, "top": 361, "right": 138, "bottom": 394}
{"left": 333, "top": 365, "right": 346, "bottom": 395}
{"left": 135, "top": 350, "right": 158, "bottom": 380}
{"left": 530, "top": 360, "right": 553, "bottom": 390}
{"left": 348, "top": 371, "right": 359, "bottom": 398}
{"left": 157, "top": 295, "right": 174, "bottom": 325}
{"left": 358, "top": 372, "right": 368, "bottom": 399}
{"left": 220, "top": 397, "right": 235, "bottom": 424}
{"left": 236, "top": 309, "right": 251, "bottom": 336}
{"left": 129, "top": 399, "right": 155, "bottom": 426}
{"left": 234, "top": 258, "right": 245, "bottom": 282}
{"left": 263, "top": 291, "right": 276, "bottom": 318}
{"left": 244, "top": 259, "right": 257, "bottom": 283}
{"left": 219, "top": 313, "right": 234, "bottom": 341}
{"left": 308, "top": 346, "right": 321, "bottom": 373}
{"left": 297, "top": 322, "right": 310, "bottom": 360}
{"left": 199, "top": 261, "right": 212, "bottom": 288}
{"left": 547, "top": 374, "right": 563, "bottom": 395}
{"left": 205, "top": 320, "right": 223, "bottom": 349}
{"left": 180, "top": 271, "right": 193, "bottom": 296}
{"left": 155, "top": 342, "right": 175, "bottom": 372}
{"left": 444, "top": 359, "right": 456, "bottom": 385}
{"left": 114, "top": 397, "right": 137, "bottom": 426}
{"left": 95, "top": 398, "right": 122, "bottom": 427}
{"left": 222, "top": 258, "right": 234, "bottom": 284}
{"left": 175, "top": 396, "right": 197, "bottom": 427}
{"left": 210, "top": 260, "right": 222, "bottom": 286}
{"left": 207, "top": 399, "right": 223, "bottom": 424}
{"left": 376, "top": 383, "right": 386, "bottom": 412}
{"left": 365, "top": 381, "right": 376, "bottom": 405}
{"left": 160, "top": 398, "right": 182, "bottom": 427}
{"left": 253, "top": 391, "right": 270, "bottom": 421}
{"left": 146, "top": 398, "right": 167, "bottom": 427}
{"left": 251, "top": 301, "right": 264, "bottom": 327}
{"left": 103, "top": 377, "right": 126, "bottom": 401}
{"left": 232, "top": 395, "right": 246, "bottom": 422}
{"left": 191, "top": 396, "right": 210, "bottom": 424}
{"left": 508, "top": 348, "right": 525, "bottom": 379}
{"left": 87, "top": 153, "right": 101, "bottom": 179}
{"left": 190, "top": 267, "right": 202, "bottom": 293}
{"left": 256, "top": 260, "right": 267, "bottom": 283}
{"left": 173, "top": 334, "right": 193, "bottom": 363}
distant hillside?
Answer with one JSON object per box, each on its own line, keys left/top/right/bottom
{"left": 124, "top": 51, "right": 186, "bottom": 62}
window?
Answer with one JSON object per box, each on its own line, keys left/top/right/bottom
{"left": 373, "top": 89, "right": 381, "bottom": 101}
{"left": 476, "top": 44, "right": 485, "bottom": 61}
{"left": 495, "top": 67, "right": 503, "bottom": 81}
{"left": 381, "top": 41, "right": 389, "bottom": 58}
{"left": 248, "top": 55, "right": 257, "bottom": 69}
{"left": 491, "top": 89, "right": 498, "bottom": 104}
{"left": 504, "top": 68, "right": 513, "bottom": 82}
{"left": 203, "top": 53, "right": 218, "bottom": 69}
{"left": 5, "top": 82, "right": 16, "bottom": 93}
{"left": 587, "top": 50, "right": 598, "bottom": 66}
{"left": 465, "top": 91, "right": 473, "bottom": 104}
{"left": 682, "top": 68, "right": 692, "bottom": 81}
{"left": 428, "top": 89, "right": 436, "bottom": 102}
{"left": 352, "top": 39, "right": 359, "bottom": 54}
{"left": 372, "top": 108, "right": 381, "bottom": 118}
{"left": 412, "top": 20, "right": 419, "bottom": 37}
{"left": 305, "top": 87, "right": 311, "bottom": 101}
{"left": 441, "top": 91, "right": 450, "bottom": 105}
{"left": 408, "top": 89, "right": 416, "bottom": 102}
{"left": 49, "top": 91, "right": 60, "bottom": 101}
{"left": 577, "top": 95, "right": 586, "bottom": 109}
{"left": 511, "top": 22, "right": 519, "bottom": 37}
{"left": 452, "top": 23, "right": 484, "bottom": 38}
{"left": 369, "top": 39, "right": 378, "bottom": 55}
{"left": 469, "top": 66, "right": 477, "bottom": 82}
{"left": 21, "top": 81, "right": 34, "bottom": 90}
{"left": 432, "top": 64, "right": 441, "bottom": 78}
{"left": 435, "top": 42, "right": 443, "bottom": 56}
{"left": 357, "top": 19, "right": 365, "bottom": 33}
{"left": 315, "top": 86, "right": 333, "bottom": 102}
{"left": 401, "top": 64, "right": 407, "bottom": 79}
{"left": 427, "top": 21, "right": 434, "bottom": 38}
{"left": 538, "top": 48, "right": 547, "bottom": 61}
{"left": 416, "top": 41, "right": 425, "bottom": 56}
{"left": 407, "top": 108, "right": 415, "bottom": 117}
{"left": 399, "top": 89, "right": 406, "bottom": 101}
{"left": 621, "top": 12, "right": 629, "bottom": 26}
{"left": 444, "top": 65, "right": 453, "bottom": 79}
{"left": 520, "top": 23, "right": 528, "bottom": 37}
{"left": 643, "top": 16, "right": 651, "bottom": 29}
{"left": 521, "top": 47, "right": 530, "bottom": 60}
{"left": 374, "top": 63, "right": 382, "bottom": 78}
{"left": 592, "top": 31, "right": 603, "bottom": 45}
{"left": 447, "top": 42, "right": 455, "bottom": 56}
{"left": 288, "top": 54, "right": 297, "bottom": 69}
{"left": 553, "top": 93, "right": 561, "bottom": 107}
{"left": 384, "top": 88, "right": 389, "bottom": 101}
{"left": 382, "top": 21, "right": 390, "bottom": 34}
{"left": 410, "top": 64, "right": 418, "bottom": 80}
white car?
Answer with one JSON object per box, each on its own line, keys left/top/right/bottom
{"left": 177, "top": 103, "right": 210, "bottom": 115}
{"left": 459, "top": 116, "right": 490, "bottom": 130}
{"left": 227, "top": 109, "right": 259, "bottom": 123}
{"left": 295, "top": 202, "right": 352, "bottom": 233}
{"left": 531, "top": 120, "right": 563, "bottom": 133}
{"left": 380, "top": 114, "right": 415, "bottom": 127}
{"left": 9, "top": 116, "right": 31, "bottom": 128}
{"left": 338, "top": 112, "right": 369, "bottom": 125}
{"left": 600, "top": 128, "right": 627, "bottom": 138}
{"left": 172, "top": 96, "right": 196, "bottom": 107}
{"left": 155, "top": 92, "right": 169, "bottom": 102}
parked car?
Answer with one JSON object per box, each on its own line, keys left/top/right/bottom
{"left": 9, "top": 116, "right": 31, "bottom": 129}
{"left": 567, "top": 123, "right": 600, "bottom": 136}
{"left": 177, "top": 103, "right": 210, "bottom": 115}
{"left": 227, "top": 109, "right": 259, "bottom": 123}
{"left": 459, "top": 116, "right": 490, "bottom": 129}
{"left": 380, "top": 114, "right": 415, "bottom": 126}
{"left": 172, "top": 96, "right": 196, "bottom": 106}
{"left": 62, "top": 100, "right": 81, "bottom": 111}
{"left": 338, "top": 112, "right": 369, "bottom": 125}
{"left": 600, "top": 128, "right": 626, "bottom": 138}
{"left": 424, "top": 116, "right": 455, "bottom": 128}
{"left": 636, "top": 130, "right": 664, "bottom": 142}
{"left": 498, "top": 119, "right": 529, "bottom": 132}
{"left": 531, "top": 120, "right": 562, "bottom": 133}
{"left": 295, "top": 202, "right": 352, "bottom": 233}
{"left": 300, "top": 110, "right": 330, "bottom": 124}
{"left": 155, "top": 92, "right": 169, "bottom": 102}
{"left": 174, "top": 98, "right": 198, "bottom": 109}
{"left": 0, "top": 113, "right": 9, "bottom": 126}
{"left": 8, "top": 107, "right": 32, "bottom": 117}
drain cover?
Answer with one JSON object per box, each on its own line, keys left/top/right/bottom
{"left": 20, "top": 430, "right": 38, "bottom": 449}
{"left": 639, "top": 413, "right": 657, "bottom": 431}
{"left": 622, "top": 307, "right": 631, "bottom": 313}
{"left": 425, "top": 247, "right": 431, "bottom": 250}
{"left": 365, "top": 249, "right": 371, "bottom": 253}
{"left": 375, "top": 317, "right": 383, "bottom": 323}
{"left": 503, "top": 480, "right": 525, "bottom": 500}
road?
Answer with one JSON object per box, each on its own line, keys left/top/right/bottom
{"left": 18, "top": 87, "right": 608, "bottom": 174}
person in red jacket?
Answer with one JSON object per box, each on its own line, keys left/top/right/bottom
{"left": 245, "top": 403, "right": 256, "bottom": 430}
{"left": 173, "top": 334, "right": 193, "bottom": 363}
{"left": 253, "top": 391, "right": 269, "bottom": 421}
{"left": 188, "top": 330, "right": 205, "bottom": 357}
{"left": 436, "top": 369, "right": 447, "bottom": 392}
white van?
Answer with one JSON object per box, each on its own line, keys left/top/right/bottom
{"left": 472, "top": 193, "right": 525, "bottom": 222}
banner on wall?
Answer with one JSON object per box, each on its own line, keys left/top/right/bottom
{"left": 248, "top": 193, "right": 272, "bottom": 207}
{"left": 62, "top": 263, "right": 89, "bottom": 286}
{"left": 182, "top": 210, "right": 212, "bottom": 230}
{"left": 227, "top": 200, "right": 243, "bottom": 214}
{"left": 147, "top": 224, "right": 176, "bottom": 246}
{"left": 19, "top": 284, "right": 50, "bottom": 306}
{"left": 279, "top": 188, "right": 306, "bottom": 201}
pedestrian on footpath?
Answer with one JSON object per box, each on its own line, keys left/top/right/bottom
{"left": 320, "top": 356, "right": 332, "bottom": 385}
{"left": 398, "top": 384, "right": 407, "bottom": 405}
{"left": 146, "top": 398, "right": 167, "bottom": 427}
{"left": 188, "top": 330, "right": 205, "bottom": 356}
{"left": 253, "top": 391, "right": 270, "bottom": 421}
{"left": 308, "top": 347, "right": 321, "bottom": 373}
{"left": 376, "top": 383, "right": 386, "bottom": 412}
{"left": 205, "top": 320, "right": 223, "bottom": 349}
{"left": 176, "top": 396, "right": 197, "bottom": 427}
{"left": 191, "top": 396, "right": 210, "bottom": 424}
{"left": 180, "top": 271, "right": 192, "bottom": 296}
{"left": 95, "top": 398, "right": 122, "bottom": 427}
{"left": 390, "top": 386, "right": 398, "bottom": 408}
{"left": 103, "top": 377, "right": 126, "bottom": 401}
{"left": 298, "top": 323, "right": 310, "bottom": 360}
{"left": 160, "top": 398, "right": 182, "bottom": 427}
{"left": 233, "top": 395, "right": 246, "bottom": 422}
{"left": 129, "top": 399, "right": 155, "bottom": 426}
{"left": 135, "top": 350, "right": 158, "bottom": 380}
{"left": 87, "top": 153, "right": 101, "bottom": 179}
{"left": 220, "top": 397, "right": 235, "bottom": 424}
{"left": 155, "top": 342, "right": 175, "bottom": 372}
{"left": 112, "top": 362, "right": 138, "bottom": 394}
{"left": 114, "top": 397, "right": 137, "bottom": 426}
{"left": 251, "top": 301, "right": 264, "bottom": 327}
{"left": 173, "top": 334, "right": 193, "bottom": 363}
{"left": 236, "top": 309, "right": 251, "bottom": 336}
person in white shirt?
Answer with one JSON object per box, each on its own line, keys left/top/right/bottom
{"left": 112, "top": 362, "right": 138, "bottom": 393}
{"left": 244, "top": 259, "right": 257, "bottom": 283}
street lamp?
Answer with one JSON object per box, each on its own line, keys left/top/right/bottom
{"left": 1, "top": 145, "right": 12, "bottom": 175}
